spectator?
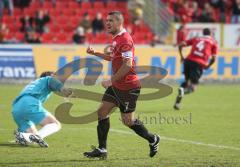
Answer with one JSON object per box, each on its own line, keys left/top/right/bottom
{"left": 150, "top": 34, "right": 165, "bottom": 47}
{"left": 39, "top": 0, "right": 56, "bottom": 6}
{"left": 222, "top": 0, "right": 233, "bottom": 22}
{"left": 177, "top": 1, "right": 192, "bottom": 23}
{"left": 0, "top": 0, "right": 4, "bottom": 17}
{"left": 176, "top": 24, "right": 187, "bottom": 45}
{"left": 172, "top": 0, "right": 184, "bottom": 22}
{"left": 198, "top": 2, "right": 216, "bottom": 22}
{"left": 0, "top": 0, "right": 14, "bottom": 17}
{"left": 92, "top": 12, "right": 104, "bottom": 34}
{"left": 80, "top": 12, "right": 92, "bottom": 33}
{"left": 14, "top": 0, "right": 31, "bottom": 10}
{"left": 0, "top": 23, "right": 9, "bottom": 43}
{"left": 90, "top": 0, "right": 108, "bottom": 7}
{"left": 25, "top": 30, "right": 41, "bottom": 43}
{"left": 128, "top": 0, "right": 145, "bottom": 23}
{"left": 20, "top": 15, "right": 35, "bottom": 32}
{"left": 72, "top": 26, "right": 85, "bottom": 44}
{"left": 232, "top": 0, "right": 240, "bottom": 23}
{"left": 35, "top": 10, "right": 51, "bottom": 34}
{"left": 191, "top": 1, "right": 201, "bottom": 22}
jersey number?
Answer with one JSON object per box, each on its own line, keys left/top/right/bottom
{"left": 196, "top": 41, "right": 205, "bottom": 51}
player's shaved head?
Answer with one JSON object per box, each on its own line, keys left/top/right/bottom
{"left": 106, "top": 11, "right": 124, "bottom": 35}
{"left": 108, "top": 11, "right": 124, "bottom": 23}
{"left": 203, "top": 28, "right": 211, "bottom": 36}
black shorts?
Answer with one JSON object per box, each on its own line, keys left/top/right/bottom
{"left": 183, "top": 59, "right": 203, "bottom": 84}
{"left": 102, "top": 86, "right": 141, "bottom": 113}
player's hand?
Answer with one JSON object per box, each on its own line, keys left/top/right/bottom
{"left": 101, "top": 80, "right": 112, "bottom": 89}
{"left": 86, "top": 46, "right": 95, "bottom": 55}
{"left": 180, "top": 58, "right": 185, "bottom": 63}
{"left": 61, "top": 88, "right": 73, "bottom": 97}
{"left": 204, "top": 65, "right": 210, "bottom": 70}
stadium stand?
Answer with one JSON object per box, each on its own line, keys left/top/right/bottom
{"left": 0, "top": 0, "right": 154, "bottom": 44}
{"left": 162, "top": 0, "right": 237, "bottom": 23}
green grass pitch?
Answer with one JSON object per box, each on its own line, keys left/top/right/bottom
{"left": 0, "top": 84, "right": 240, "bottom": 167}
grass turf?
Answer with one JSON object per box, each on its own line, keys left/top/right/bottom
{"left": 0, "top": 84, "right": 240, "bottom": 167}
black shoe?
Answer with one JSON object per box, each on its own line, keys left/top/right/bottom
{"left": 14, "top": 131, "right": 28, "bottom": 146}
{"left": 83, "top": 146, "right": 107, "bottom": 160}
{"left": 173, "top": 103, "right": 180, "bottom": 110}
{"left": 29, "top": 134, "right": 48, "bottom": 148}
{"left": 149, "top": 135, "right": 160, "bottom": 157}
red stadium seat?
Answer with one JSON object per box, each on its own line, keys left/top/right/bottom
{"left": 68, "top": 2, "right": 80, "bottom": 9}
{"left": 106, "top": 2, "right": 117, "bottom": 9}
{"left": 62, "top": 24, "right": 74, "bottom": 33}
{"left": 55, "top": 33, "right": 68, "bottom": 43}
{"left": 56, "top": 16, "right": 69, "bottom": 25}
{"left": 85, "top": 33, "right": 94, "bottom": 43}
{"left": 4, "top": 33, "right": 14, "bottom": 40}
{"left": 30, "top": 2, "right": 41, "bottom": 9}
{"left": 15, "top": 32, "right": 25, "bottom": 41}
{"left": 70, "top": 17, "right": 80, "bottom": 28}
{"left": 2, "top": 16, "right": 15, "bottom": 25}
{"left": 93, "top": 2, "right": 104, "bottom": 8}
{"left": 55, "top": 2, "right": 67, "bottom": 9}
{"left": 23, "top": 8, "right": 36, "bottom": 16}
{"left": 62, "top": 9, "right": 75, "bottom": 17}
{"left": 8, "top": 24, "right": 19, "bottom": 32}
{"left": 49, "top": 24, "right": 61, "bottom": 33}
{"left": 81, "top": 2, "right": 91, "bottom": 9}
{"left": 116, "top": 2, "right": 127, "bottom": 10}
{"left": 42, "top": 33, "right": 54, "bottom": 43}
{"left": 42, "top": 2, "right": 54, "bottom": 10}
{"left": 14, "top": 8, "right": 22, "bottom": 16}
{"left": 49, "top": 9, "right": 61, "bottom": 17}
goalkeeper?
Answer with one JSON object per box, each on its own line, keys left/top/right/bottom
{"left": 12, "top": 71, "right": 72, "bottom": 147}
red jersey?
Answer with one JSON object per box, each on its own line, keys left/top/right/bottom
{"left": 185, "top": 36, "right": 218, "bottom": 68}
{"left": 111, "top": 29, "right": 140, "bottom": 90}
{"left": 177, "top": 28, "right": 187, "bottom": 44}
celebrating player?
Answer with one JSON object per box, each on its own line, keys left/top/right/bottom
{"left": 83, "top": 11, "right": 160, "bottom": 159}
{"left": 12, "top": 71, "right": 72, "bottom": 147}
{"left": 174, "top": 28, "right": 218, "bottom": 110}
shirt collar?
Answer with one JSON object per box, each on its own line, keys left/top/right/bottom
{"left": 203, "top": 35, "right": 212, "bottom": 38}
{"left": 113, "top": 28, "right": 126, "bottom": 39}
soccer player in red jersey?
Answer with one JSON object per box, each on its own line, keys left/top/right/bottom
{"left": 174, "top": 28, "right": 218, "bottom": 110}
{"left": 83, "top": 11, "right": 160, "bottom": 159}
{"left": 176, "top": 24, "right": 187, "bottom": 45}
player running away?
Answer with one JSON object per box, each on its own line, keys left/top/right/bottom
{"left": 12, "top": 71, "right": 72, "bottom": 147}
{"left": 83, "top": 11, "right": 160, "bottom": 159}
{"left": 174, "top": 28, "right": 218, "bottom": 110}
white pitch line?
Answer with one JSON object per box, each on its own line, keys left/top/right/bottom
{"left": 2, "top": 127, "right": 240, "bottom": 151}
{"left": 110, "top": 128, "right": 240, "bottom": 151}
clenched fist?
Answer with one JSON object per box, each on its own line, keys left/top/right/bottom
{"left": 86, "top": 46, "right": 95, "bottom": 55}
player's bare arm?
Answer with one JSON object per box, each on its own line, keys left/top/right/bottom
{"left": 86, "top": 46, "right": 111, "bottom": 61}
{"left": 60, "top": 87, "right": 73, "bottom": 97}
{"left": 111, "top": 57, "right": 132, "bottom": 82}
{"left": 178, "top": 41, "right": 187, "bottom": 62}
{"left": 205, "top": 55, "right": 216, "bottom": 69}
{"left": 101, "top": 58, "right": 132, "bottom": 89}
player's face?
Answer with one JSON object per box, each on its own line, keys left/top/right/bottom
{"left": 106, "top": 15, "right": 121, "bottom": 35}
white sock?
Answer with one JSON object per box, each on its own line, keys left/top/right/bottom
{"left": 38, "top": 123, "right": 61, "bottom": 139}
{"left": 21, "top": 133, "right": 33, "bottom": 143}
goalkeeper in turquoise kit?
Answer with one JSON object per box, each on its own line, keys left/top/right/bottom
{"left": 12, "top": 71, "right": 72, "bottom": 147}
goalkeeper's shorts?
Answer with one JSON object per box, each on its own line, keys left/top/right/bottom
{"left": 12, "top": 95, "right": 49, "bottom": 132}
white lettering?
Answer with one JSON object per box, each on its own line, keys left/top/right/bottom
{"left": 0, "top": 67, "right": 35, "bottom": 78}
{"left": 14, "top": 67, "right": 25, "bottom": 77}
